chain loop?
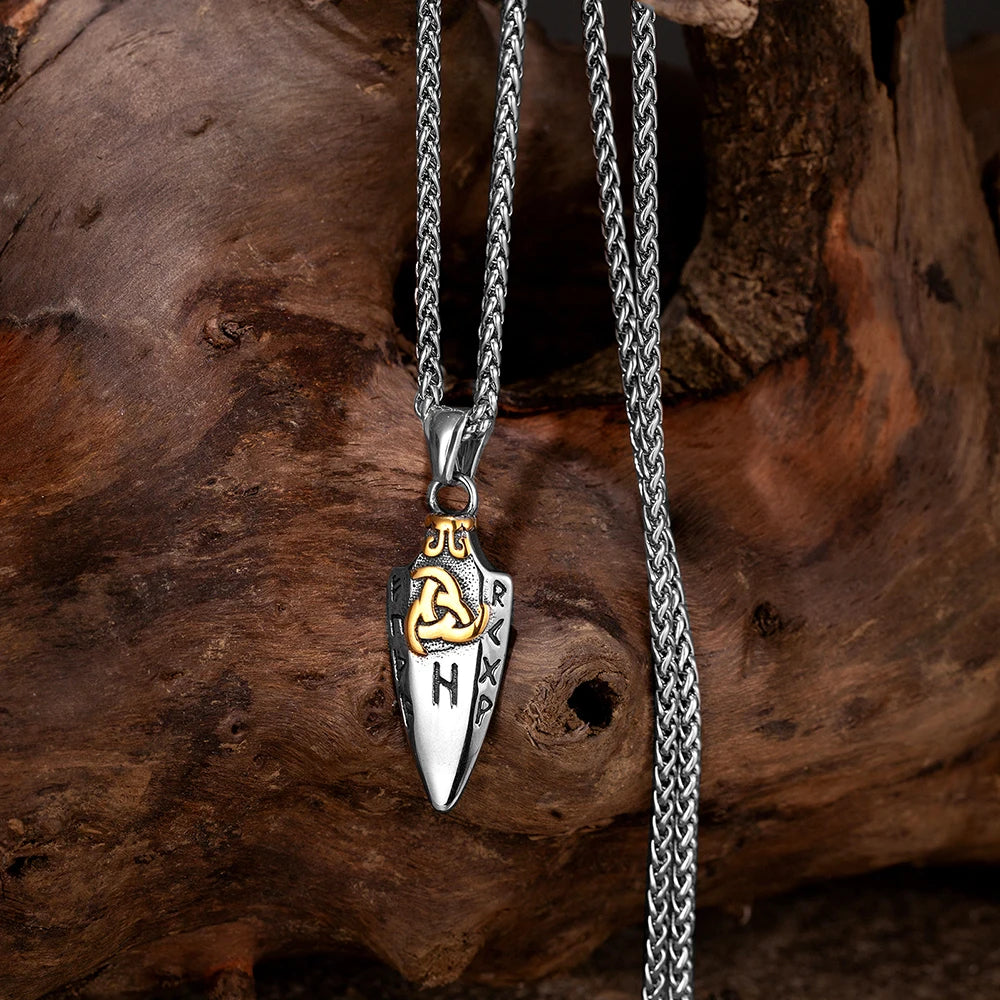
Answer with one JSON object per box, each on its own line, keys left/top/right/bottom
{"left": 427, "top": 474, "right": 479, "bottom": 518}
{"left": 414, "top": 0, "right": 526, "bottom": 448}
{"left": 581, "top": 4, "right": 702, "bottom": 998}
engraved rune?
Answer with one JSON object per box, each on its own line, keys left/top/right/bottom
{"left": 486, "top": 617, "right": 504, "bottom": 645}
{"left": 475, "top": 693, "right": 493, "bottom": 725}
{"left": 433, "top": 661, "right": 459, "bottom": 707}
{"left": 492, "top": 579, "right": 507, "bottom": 607}
{"left": 479, "top": 656, "right": 500, "bottom": 685}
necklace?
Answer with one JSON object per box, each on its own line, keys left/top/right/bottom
{"left": 386, "top": 0, "right": 526, "bottom": 812}
{"left": 389, "top": 0, "right": 701, "bottom": 995}
{"left": 581, "top": 2, "right": 702, "bottom": 998}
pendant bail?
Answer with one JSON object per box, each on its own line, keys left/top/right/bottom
{"left": 422, "top": 405, "right": 468, "bottom": 485}
{"left": 422, "top": 404, "right": 492, "bottom": 484}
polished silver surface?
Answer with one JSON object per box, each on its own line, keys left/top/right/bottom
{"left": 422, "top": 403, "right": 493, "bottom": 484}
{"left": 581, "top": 3, "right": 702, "bottom": 998}
{"left": 422, "top": 405, "right": 470, "bottom": 485}
{"left": 387, "top": 522, "right": 513, "bottom": 812}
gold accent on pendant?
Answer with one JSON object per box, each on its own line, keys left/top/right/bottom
{"left": 423, "top": 514, "right": 476, "bottom": 559}
{"left": 405, "top": 565, "right": 490, "bottom": 657}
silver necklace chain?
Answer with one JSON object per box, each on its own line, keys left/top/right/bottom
{"left": 409, "top": 2, "right": 700, "bottom": 996}
{"left": 414, "top": 0, "right": 526, "bottom": 442}
{"left": 581, "top": 3, "right": 702, "bottom": 998}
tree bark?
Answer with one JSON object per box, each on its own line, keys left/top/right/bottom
{"left": 0, "top": 1, "right": 997, "bottom": 997}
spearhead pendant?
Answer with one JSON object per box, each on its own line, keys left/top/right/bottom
{"left": 387, "top": 513, "right": 513, "bottom": 811}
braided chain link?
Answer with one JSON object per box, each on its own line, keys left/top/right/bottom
{"left": 414, "top": 0, "right": 526, "bottom": 443}
{"left": 414, "top": 0, "right": 444, "bottom": 417}
{"left": 581, "top": 4, "right": 702, "bottom": 998}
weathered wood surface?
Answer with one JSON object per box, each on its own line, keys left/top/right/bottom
{"left": 164, "top": 868, "right": 1000, "bottom": 1000}
{"left": 642, "top": 0, "right": 758, "bottom": 38}
{"left": 0, "top": 1, "right": 998, "bottom": 997}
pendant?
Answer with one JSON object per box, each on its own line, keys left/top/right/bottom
{"left": 387, "top": 406, "right": 513, "bottom": 811}
{"left": 386, "top": 517, "right": 512, "bottom": 811}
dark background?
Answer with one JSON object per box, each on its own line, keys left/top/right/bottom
{"left": 530, "top": 0, "right": 1000, "bottom": 66}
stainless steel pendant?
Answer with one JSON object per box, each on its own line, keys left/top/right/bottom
{"left": 387, "top": 512, "right": 512, "bottom": 811}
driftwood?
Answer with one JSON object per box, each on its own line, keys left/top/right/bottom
{"left": 0, "top": 0, "right": 998, "bottom": 997}
{"left": 181, "top": 868, "right": 1000, "bottom": 1000}
{"left": 643, "top": 0, "right": 758, "bottom": 38}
